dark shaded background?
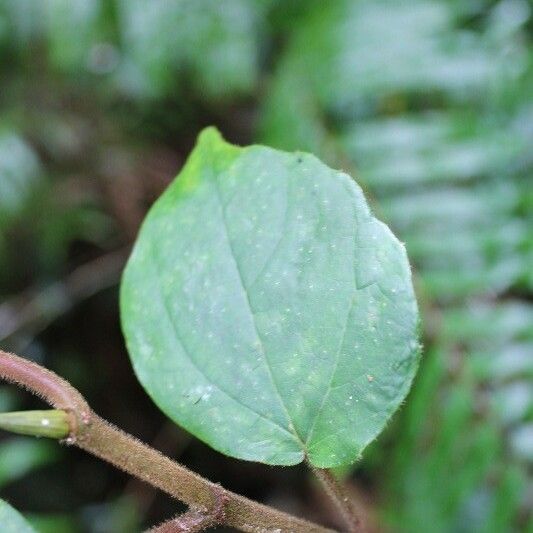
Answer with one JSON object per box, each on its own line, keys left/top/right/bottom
{"left": 0, "top": 1, "right": 531, "bottom": 532}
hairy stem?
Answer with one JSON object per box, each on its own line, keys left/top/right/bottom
{"left": 0, "top": 350, "right": 334, "bottom": 533}
{"left": 148, "top": 486, "right": 227, "bottom": 533}
{"left": 148, "top": 510, "right": 216, "bottom": 533}
{"left": 309, "top": 464, "right": 364, "bottom": 533}
{"left": 0, "top": 350, "right": 90, "bottom": 439}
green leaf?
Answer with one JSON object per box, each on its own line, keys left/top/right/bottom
{"left": 121, "top": 127, "right": 420, "bottom": 467}
{"left": 0, "top": 499, "right": 37, "bottom": 533}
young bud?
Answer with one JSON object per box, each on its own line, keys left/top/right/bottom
{"left": 0, "top": 409, "right": 70, "bottom": 439}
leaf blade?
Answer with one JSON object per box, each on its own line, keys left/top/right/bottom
{"left": 121, "top": 127, "right": 420, "bottom": 467}
{"left": 0, "top": 499, "right": 37, "bottom": 533}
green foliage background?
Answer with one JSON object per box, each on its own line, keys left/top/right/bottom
{"left": 0, "top": 1, "right": 531, "bottom": 532}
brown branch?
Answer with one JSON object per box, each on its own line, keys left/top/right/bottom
{"left": 148, "top": 486, "right": 227, "bottom": 533}
{"left": 124, "top": 422, "right": 192, "bottom": 517}
{"left": 0, "top": 350, "right": 335, "bottom": 533}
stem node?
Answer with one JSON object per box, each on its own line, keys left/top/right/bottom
{"left": 0, "top": 350, "right": 335, "bottom": 533}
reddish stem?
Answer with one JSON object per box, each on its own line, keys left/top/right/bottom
{"left": 309, "top": 463, "right": 364, "bottom": 533}
{"left": 0, "top": 350, "right": 335, "bottom": 533}
{"left": 0, "top": 350, "right": 89, "bottom": 438}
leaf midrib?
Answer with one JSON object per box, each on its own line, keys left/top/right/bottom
{"left": 147, "top": 244, "right": 299, "bottom": 444}
{"left": 212, "top": 165, "right": 306, "bottom": 448}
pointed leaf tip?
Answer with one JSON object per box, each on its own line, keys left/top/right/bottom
{"left": 197, "top": 126, "right": 224, "bottom": 146}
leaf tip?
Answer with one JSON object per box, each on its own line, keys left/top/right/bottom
{"left": 197, "top": 126, "right": 225, "bottom": 147}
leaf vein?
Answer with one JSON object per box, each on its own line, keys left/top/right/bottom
{"left": 212, "top": 170, "right": 305, "bottom": 446}
{"left": 148, "top": 246, "right": 298, "bottom": 442}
